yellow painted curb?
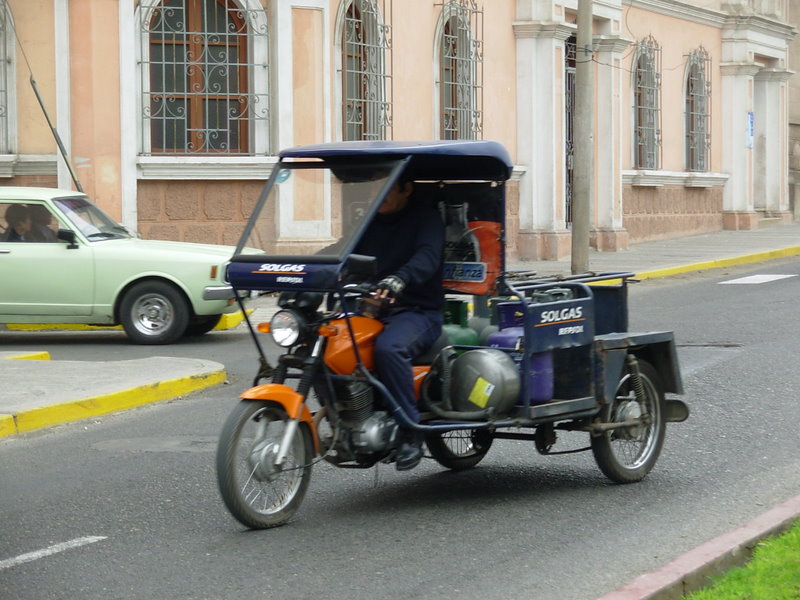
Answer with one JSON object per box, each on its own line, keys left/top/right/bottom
{"left": 0, "top": 414, "right": 16, "bottom": 437}
{"left": 3, "top": 351, "right": 51, "bottom": 360}
{"left": 634, "top": 246, "right": 800, "bottom": 281}
{"left": 6, "top": 323, "right": 121, "bottom": 331}
{"left": 215, "top": 309, "right": 253, "bottom": 330}
{"left": 3, "top": 369, "right": 227, "bottom": 437}
{"left": 4, "top": 309, "right": 254, "bottom": 333}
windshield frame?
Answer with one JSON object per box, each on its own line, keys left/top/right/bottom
{"left": 53, "top": 195, "right": 133, "bottom": 242}
{"left": 233, "top": 157, "right": 409, "bottom": 260}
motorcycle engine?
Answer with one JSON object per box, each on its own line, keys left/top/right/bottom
{"left": 333, "top": 380, "right": 397, "bottom": 456}
{"left": 351, "top": 411, "right": 396, "bottom": 453}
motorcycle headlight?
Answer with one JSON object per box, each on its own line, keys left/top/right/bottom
{"left": 269, "top": 310, "right": 303, "bottom": 347}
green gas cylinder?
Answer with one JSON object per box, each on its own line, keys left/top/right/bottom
{"left": 442, "top": 299, "right": 479, "bottom": 346}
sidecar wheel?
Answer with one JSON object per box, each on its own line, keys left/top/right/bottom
{"left": 591, "top": 358, "right": 666, "bottom": 483}
{"left": 216, "top": 401, "right": 313, "bottom": 529}
{"left": 425, "top": 429, "right": 493, "bottom": 470}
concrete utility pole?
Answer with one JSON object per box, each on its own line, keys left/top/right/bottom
{"left": 571, "top": 0, "right": 593, "bottom": 274}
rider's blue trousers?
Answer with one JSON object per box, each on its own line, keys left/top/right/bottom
{"left": 374, "top": 308, "right": 443, "bottom": 426}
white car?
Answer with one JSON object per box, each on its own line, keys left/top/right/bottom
{"left": 0, "top": 187, "right": 240, "bottom": 344}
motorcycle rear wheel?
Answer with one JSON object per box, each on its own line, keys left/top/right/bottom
{"left": 216, "top": 401, "right": 313, "bottom": 529}
{"left": 591, "top": 358, "right": 666, "bottom": 483}
{"left": 424, "top": 429, "right": 493, "bottom": 470}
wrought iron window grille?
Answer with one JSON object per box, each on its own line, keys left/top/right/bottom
{"left": 438, "top": 0, "right": 483, "bottom": 141}
{"left": 685, "top": 46, "right": 711, "bottom": 173}
{"left": 565, "top": 34, "right": 576, "bottom": 226}
{"left": 139, "top": 0, "right": 270, "bottom": 156}
{"left": 633, "top": 35, "right": 661, "bottom": 170}
{"left": 342, "top": 0, "right": 392, "bottom": 141}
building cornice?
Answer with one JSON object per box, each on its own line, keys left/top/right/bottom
{"left": 754, "top": 68, "right": 795, "bottom": 83}
{"left": 723, "top": 14, "right": 796, "bottom": 42}
{"left": 628, "top": 0, "right": 727, "bottom": 28}
{"left": 719, "top": 62, "right": 764, "bottom": 77}
{"left": 137, "top": 156, "right": 278, "bottom": 180}
{"left": 623, "top": 170, "right": 729, "bottom": 188}
{"left": 0, "top": 154, "right": 58, "bottom": 178}
{"left": 513, "top": 21, "right": 575, "bottom": 42}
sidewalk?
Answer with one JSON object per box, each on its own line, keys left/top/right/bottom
{"left": 2, "top": 222, "right": 800, "bottom": 600}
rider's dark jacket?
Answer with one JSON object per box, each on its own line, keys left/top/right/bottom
{"left": 355, "top": 198, "right": 444, "bottom": 311}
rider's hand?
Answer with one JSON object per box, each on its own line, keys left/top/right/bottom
{"left": 374, "top": 275, "right": 405, "bottom": 302}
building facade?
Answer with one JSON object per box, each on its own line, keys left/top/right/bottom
{"left": 0, "top": 0, "right": 795, "bottom": 260}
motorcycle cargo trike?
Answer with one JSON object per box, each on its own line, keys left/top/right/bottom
{"left": 216, "top": 140, "right": 689, "bottom": 529}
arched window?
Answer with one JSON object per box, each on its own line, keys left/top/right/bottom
{"left": 633, "top": 35, "right": 661, "bottom": 169}
{"left": 341, "top": 0, "right": 392, "bottom": 141}
{"left": 438, "top": 1, "right": 482, "bottom": 140}
{"left": 685, "top": 46, "right": 711, "bottom": 172}
{"left": 139, "top": 0, "right": 269, "bottom": 155}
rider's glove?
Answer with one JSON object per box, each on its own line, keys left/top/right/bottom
{"left": 375, "top": 275, "right": 406, "bottom": 300}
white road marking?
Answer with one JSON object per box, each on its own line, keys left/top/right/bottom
{"left": 0, "top": 536, "right": 107, "bottom": 570}
{"left": 718, "top": 274, "right": 797, "bottom": 285}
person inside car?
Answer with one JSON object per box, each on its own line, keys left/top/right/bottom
{"left": 3, "top": 204, "right": 32, "bottom": 242}
{"left": 355, "top": 179, "right": 445, "bottom": 470}
{"left": 28, "top": 204, "right": 58, "bottom": 242}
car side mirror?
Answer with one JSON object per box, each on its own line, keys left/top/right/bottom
{"left": 57, "top": 228, "right": 79, "bottom": 249}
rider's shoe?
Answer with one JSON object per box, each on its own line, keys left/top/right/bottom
{"left": 395, "top": 431, "right": 423, "bottom": 471}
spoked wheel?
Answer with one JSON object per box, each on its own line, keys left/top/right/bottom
{"left": 216, "top": 401, "right": 313, "bottom": 529}
{"left": 424, "top": 429, "right": 493, "bottom": 470}
{"left": 591, "top": 358, "right": 666, "bottom": 483}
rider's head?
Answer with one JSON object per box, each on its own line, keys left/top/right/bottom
{"left": 378, "top": 180, "right": 413, "bottom": 215}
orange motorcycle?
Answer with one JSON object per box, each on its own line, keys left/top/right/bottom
{"left": 215, "top": 141, "right": 688, "bottom": 529}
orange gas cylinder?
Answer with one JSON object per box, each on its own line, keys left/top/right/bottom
{"left": 323, "top": 316, "right": 384, "bottom": 374}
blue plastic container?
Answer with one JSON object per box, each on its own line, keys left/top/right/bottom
{"left": 487, "top": 327, "right": 554, "bottom": 404}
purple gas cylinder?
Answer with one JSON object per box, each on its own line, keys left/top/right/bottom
{"left": 487, "top": 327, "right": 554, "bottom": 404}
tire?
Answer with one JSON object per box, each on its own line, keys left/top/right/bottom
{"left": 119, "top": 281, "right": 190, "bottom": 345}
{"left": 184, "top": 314, "right": 222, "bottom": 337}
{"left": 424, "top": 429, "right": 493, "bottom": 470}
{"left": 591, "top": 358, "right": 666, "bottom": 483}
{"left": 216, "top": 401, "right": 313, "bottom": 529}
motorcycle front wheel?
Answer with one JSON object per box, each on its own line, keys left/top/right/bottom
{"left": 216, "top": 401, "right": 313, "bottom": 529}
{"left": 424, "top": 429, "right": 493, "bottom": 470}
{"left": 591, "top": 358, "right": 666, "bottom": 483}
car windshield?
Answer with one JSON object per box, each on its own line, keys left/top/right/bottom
{"left": 236, "top": 160, "right": 403, "bottom": 259}
{"left": 54, "top": 196, "right": 133, "bottom": 241}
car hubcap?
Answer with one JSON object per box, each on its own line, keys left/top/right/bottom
{"left": 133, "top": 294, "right": 173, "bottom": 335}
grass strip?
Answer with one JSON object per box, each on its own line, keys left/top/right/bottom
{"left": 685, "top": 519, "right": 800, "bottom": 599}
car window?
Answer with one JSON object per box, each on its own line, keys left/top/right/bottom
{"left": 54, "top": 196, "right": 132, "bottom": 241}
{"left": 0, "top": 202, "right": 58, "bottom": 243}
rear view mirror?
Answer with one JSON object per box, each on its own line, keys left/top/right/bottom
{"left": 57, "top": 228, "right": 78, "bottom": 249}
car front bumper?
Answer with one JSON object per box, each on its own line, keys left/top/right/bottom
{"left": 203, "top": 285, "right": 235, "bottom": 301}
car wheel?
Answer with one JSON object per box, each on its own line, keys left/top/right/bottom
{"left": 120, "top": 281, "right": 190, "bottom": 345}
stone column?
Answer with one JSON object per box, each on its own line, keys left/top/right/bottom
{"left": 754, "top": 68, "right": 793, "bottom": 221}
{"left": 719, "top": 62, "right": 761, "bottom": 229}
{"left": 513, "top": 19, "right": 574, "bottom": 260}
{"left": 592, "top": 35, "right": 630, "bottom": 251}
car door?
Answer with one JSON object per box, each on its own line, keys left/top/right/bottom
{"left": 0, "top": 201, "right": 95, "bottom": 316}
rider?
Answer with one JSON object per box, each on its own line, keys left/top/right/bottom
{"left": 355, "top": 178, "right": 445, "bottom": 470}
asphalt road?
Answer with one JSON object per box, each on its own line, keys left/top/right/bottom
{"left": 2, "top": 259, "right": 800, "bottom": 600}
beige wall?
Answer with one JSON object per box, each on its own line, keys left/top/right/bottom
{"left": 69, "top": 0, "right": 122, "bottom": 220}
{"left": 481, "top": 1, "right": 516, "bottom": 151}
{"left": 9, "top": 0, "right": 56, "bottom": 155}
{"left": 620, "top": 5, "right": 723, "bottom": 173}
